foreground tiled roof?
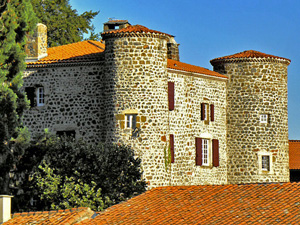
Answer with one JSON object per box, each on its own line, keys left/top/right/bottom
{"left": 167, "top": 59, "right": 227, "bottom": 79}
{"left": 210, "top": 50, "right": 291, "bottom": 66}
{"left": 101, "top": 24, "right": 172, "bottom": 37}
{"left": 4, "top": 207, "right": 94, "bottom": 225}
{"left": 290, "top": 140, "right": 300, "bottom": 169}
{"left": 27, "top": 40, "right": 105, "bottom": 66}
{"left": 79, "top": 183, "right": 300, "bottom": 224}
{"left": 6, "top": 183, "right": 300, "bottom": 224}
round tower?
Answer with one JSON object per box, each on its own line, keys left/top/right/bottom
{"left": 101, "top": 24, "right": 173, "bottom": 187}
{"left": 211, "top": 50, "right": 290, "bottom": 184}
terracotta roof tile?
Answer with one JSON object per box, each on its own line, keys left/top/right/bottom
{"left": 167, "top": 59, "right": 227, "bottom": 79}
{"left": 210, "top": 50, "right": 291, "bottom": 65}
{"left": 290, "top": 140, "right": 300, "bottom": 169}
{"left": 79, "top": 183, "right": 300, "bottom": 224}
{"left": 102, "top": 24, "right": 172, "bottom": 37}
{"left": 27, "top": 40, "right": 105, "bottom": 66}
{"left": 4, "top": 207, "right": 94, "bottom": 225}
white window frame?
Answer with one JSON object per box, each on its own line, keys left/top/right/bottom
{"left": 202, "top": 139, "right": 209, "bottom": 166}
{"left": 258, "top": 152, "right": 273, "bottom": 174}
{"left": 36, "top": 87, "right": 44, "bottom": 106}
{"left": 260, "top": 114, "right": 268, "bottom": 124}
{"left": 125, "top": 114, "right": 137, "bottom": 129}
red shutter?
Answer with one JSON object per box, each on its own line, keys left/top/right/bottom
{"left": 212, "top": 139, "right": 219, "bottom": 167}
{"left": 210, "top": 104, "right": 214, "bottom": 121}
{"left": 195, "top": 138, "right": 202, "bottom": 166}
{"left": 170, "top": 134, "right": 174, "bottom": 163}
{"left": 201, "top": 103, "right": 205, "bottom": 120}
{"left": 168, "top": 82, "right": 174, "bottom": 111}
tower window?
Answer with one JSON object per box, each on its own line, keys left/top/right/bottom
{"left": 125, "top": 114, "right": 137, "bottom": 129}
{"left": 260, "top": 114, "right": 268, "bottom": 123}
{"left": 262, "top": 155, "right": 270, "bottom": 171}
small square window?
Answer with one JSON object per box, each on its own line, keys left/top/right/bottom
{"left": 125, "top": 114, "right": 137, "bottom": 129}
{"left": 260, "top": 114, "right": 268, "bottom": 123}
{"left": 262, "top": 155, "right": 270, "bottom": 171}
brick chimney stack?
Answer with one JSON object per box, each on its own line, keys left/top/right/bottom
{"left": 25, "top": 23, "right": 48, "bottom": 62}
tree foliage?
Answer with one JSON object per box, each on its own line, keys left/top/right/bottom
{"left": 13, "top": 133, "right": 146, "bottom": 212}
{"left": 0, "top": 0, "right": 37, "bottom": 194}
{"left": 31, "top": 0, "right": 100, "bottom": 47}
{"left": 34, "top": 162, "right": 106, "bottom": 211}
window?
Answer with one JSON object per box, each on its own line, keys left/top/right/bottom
{"left": 261, "top": 155, "right": 270, "bottom": 171}
{"left": 195, "top": 138, "right": 219, "bottom": 167}
{"left": 168, "top": 82, "right": 174, "bottom": 111}
{"left": 258, "top": 152, "right": 273, "bottom": 174}
{"left": 260, "top": 114, "right": 268, "bottom": 123}
{"left": 25, "top": 86, "right": 45, "bottom": 107}
{"left": 56, "top": 130, "right": 76, "bottom": 138}
{"left": 37, "top": 87, "right": 44, "bottom": 106}
{"left": 202, "top": 139, "right": 209, "bottom": 165}
{"left": 201, "top": 103, "right": 214, "bottom": 123}
{"left": 125, "top": 114, "right": 137, "bottom": 129}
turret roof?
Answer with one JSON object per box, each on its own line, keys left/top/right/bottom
{"left": 101, "top": 24, "right": 173, "bottom": 37}
{"left": 210, "top": 50, "right": 291, "bottom": 65}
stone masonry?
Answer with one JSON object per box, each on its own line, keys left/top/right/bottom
{"left": 22, "top": 22, "right": 291, "bottom": 188}
{"left": 211, "top": 54, "right": 290, "bottom": 184}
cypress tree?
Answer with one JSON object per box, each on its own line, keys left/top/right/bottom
{"left": 0, "top": 0, "right": 37, "bottom": 194}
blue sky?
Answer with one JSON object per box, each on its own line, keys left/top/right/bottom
{"left": 70, "top": 0, "right": 300, "bottom": 139}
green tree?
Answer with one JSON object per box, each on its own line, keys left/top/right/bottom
{"left": 34, "top": 162, "right": 106, "bottom": 211}
{"left": 14, "top": 134, "right": 146, "bottom": 211}
{"left": 0, "top": 0, "right": 37, "bottom": 194}
{"left": 31, "top": 0, "right": 100, "bottom": 47}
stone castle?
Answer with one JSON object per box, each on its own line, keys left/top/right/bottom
{"left": 23, "top": 20, "right": 290, "bottom": 188}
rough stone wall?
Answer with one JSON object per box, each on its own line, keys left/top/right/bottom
{"left": 213, "top": 60, "right": 290, "bottom": 184}
{"left": 23, "top": 64, "right": 104, "bottom": 143}
{"left": 103, "top": 34, "right": 171, "bottom": 188}
{"left": 167, "top": 71, "right": 227, "bottom": 185}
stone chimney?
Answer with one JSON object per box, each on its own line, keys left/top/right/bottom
{"left": 0, "top": 195, "right": 13, "bottom": 223}
{"left": 167, "top": 37, "right": 180, "bottom": 61}
{"left": 103, "top": 19, "right": 130, "bottom": 32}
{"left": 25, "top": 23, "right": 48, "bottom": 62}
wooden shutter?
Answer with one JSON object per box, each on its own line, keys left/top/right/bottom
{"left": 195, "top": 138, "right": 202, "bottom": 165}
{"left": 170, "top": 134, "right": 174, "bottom": 163}
{"left": 212, "top": 139, "right": 219, "bottom": 167}
{"left": 168, "top": 82, "right": 174, "bottom": 111}
{"left": 201, "top": 103, "right": 205, "bottom": 120}
{"left": 25, "top": 87, "right": 36, "bottom": 107}
{"left": 210, "top": 104, "right": 214, "bottom": 121}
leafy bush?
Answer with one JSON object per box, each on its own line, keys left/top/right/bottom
{"left": 13, "top": 133, "right": 147, "bottom": 212}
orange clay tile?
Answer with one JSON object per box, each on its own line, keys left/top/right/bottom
{"left": 77, "top": 183, "right": 300, "bottom": 225}
{"left": 167, "top": 59, "right": 227, "bottom": 79}
{"left": 6, "top": 183, "right": 300, "bottom": 224}
{"left": 26, "top": 40, "right": 105, "bottom": 66}
{"left": 210, "top": 50, "right": 291, "bottom": 64}
{"left": 290, "top": 140, "right": 300, "bottom": 169}
{"left": 26, "top": 39, "right": 225, "bottom": 79}
{"left": 4, "top": 207, "right": 94, "bottom": 225}
{"left": 101, "top": 24, "right": 172, "bottom": 37}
